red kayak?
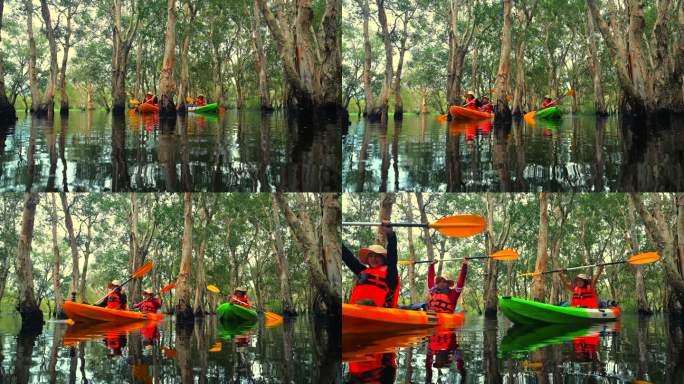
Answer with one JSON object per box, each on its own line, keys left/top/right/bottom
{"left": 449, "top": 106, "right": 494, "bottom": 120}
{"left": 137, "top": 103, "right": 159, "bottom": 113}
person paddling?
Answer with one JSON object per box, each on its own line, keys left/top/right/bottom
{"left": 558, "top": 266, "right": 604, "bottom": 308}
{"left": 229, "top": 287, "right": 252, "bottom": 309}
{"left": 427, "top": 258, "right": 467, "bottom": 313}
{"left": 131, "top": 288, "right": 162, "bottom": 313}
{"left": 194, "top": 95, "right": 206, "bottom": 107}
{"left": 342, "top": 220, "right": 399, "bottom": 308}
{"left": 463, "top": 91, "right": 477, "bottom": 110}
{"left": 143, "top": 92, "right": 158, "bottom": 105}
{"left": 478, "top": 96, "right": 493, "bottom": 113}
{"left": 96, "top": 280, "right": 127, "bottom": 310}
{"left": 541, "top": 95, "right": 559, "bottom": 109}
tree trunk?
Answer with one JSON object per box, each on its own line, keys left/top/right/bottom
{"left": 376, "top": 193, "right": 395, "bottom": 245}
{"left": 270, "top": 196, "right": 296, "bottom": 316}
{"left": 416, "top": 192, "right": 435, "bottom": 300}
{"left": 252, "top": 1, "right": 272, "bottom": 110}
{"left": 483, "top": 193, "right": 499, "bottom": 317}
{"left": 585, "top": 8, "right": 607, "bottom": 115}
{"left": 393, "top": 22, "right": 408, "bottom": 119}
{"left": 531, "top": 192, "right": 549, "bottom": 302}
{"left": 193, "top": 197, "right": 212, "bottom": 317}
{"left": 626, "top": 196, "right": 652, "bottom": 314}
{"left": 59, "top": 11, "right": 73, "bottom": 114}
{"left": 360, "top": 0, "right": 373, "bottom": 115}
{"left": 447, "top": 0, "right": 474, "bottom": 105}
{"left": 59, "top": 193, "right": 80, "bottom": 301}
{"left": 369, "top": 0, "right": 393, "bottom": 118}
{"left": 511, "top": 40, "right": 526, "bottom": 116}
{"left": 493, "top": 0, "right": 513, "bottom": 121}
{"left": 402, "top": 195, "right": 419, "bottom": 303}
{"left": 135, "top": 37, "right": 143, "bottom": 99}
{"left": 16, "top": 193, "right": 43, "bottom": 328}
{"left": 34, "top": 0, "right": 59, "bottom": 117}
{"left": 175, "top": 193, "right": 194, "bottom": 323}
{"left": 50, "top": 195, "right": 64, "bottom": 318}
{"left": 24, "top": 0, "right": 40, "bottom": 112}
{"left": 79, "top": 222, "right": 92, "bottom": 302}
{"left": 111, "top": 0, "right": 139, "bottom": 114}
{"left": 0, "top": 0, "right": 17, "bottom": 122}
{"left": 158, "top": 0, "right": 177, "bottom": 115}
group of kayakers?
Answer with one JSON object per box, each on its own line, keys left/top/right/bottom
{"left": 343, "top": 222, "right": 606, "bottom": 312}
{"left": 134, "top": 92, "right": 208, "bottom": 107}
{"left": 450, "top": 91, "right": 560, "bottom": 117}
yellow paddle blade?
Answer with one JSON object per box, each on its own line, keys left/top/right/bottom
{"left": 265, "top": 312, "right": 284, "bottom": 327}
{"left": 524, "top": 111, "right": 537, "bottom": 120}
{"left": 398, "top": 260, "right": 418, "bottom": 265}
{"left": 565, "top": 89, "right": 576, "bottom": 97}
{"left": 65, "top": 318, "right": 75, "bottom": 325}
{"left": 429, "top": 214, "right": 486, "bottom": 237}
{"left": 628, "top": 252, "right": 660, "bottom": 265}
{"left": 491, "top": 249, "right": 519, "bottom": 261}
{"left": 207, "top": 284, "right": 221, "bottom": 293}
{"left": 129, "top": 99, "right": 140, "bottom": 105}
{"left": 208, "top": 342, "right": 222, "bottom": 352}
{"left": 519, "top": 271, "right": 542, "bottom": 277}
{"left": 132, "top": 261, "right": 154, "bottom": 278}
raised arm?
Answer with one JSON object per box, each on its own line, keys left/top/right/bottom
{"left": 592, "top": 264, "right": 604, "bottom": 288}
{"left": 558, "top": 271, "right": 574, "bottom": 291}
{"left": 342, "top": 243, "right": 365, "bottom": 274}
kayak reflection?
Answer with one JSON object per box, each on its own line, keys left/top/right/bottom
{"left": 63, "top": 320, "right": 153, "bottom": 347}
{"left": 347, "top": 352, "right": 397, "bottom": 384}
{"left": 449, "top": 119, "right": 493, "bottom": 142}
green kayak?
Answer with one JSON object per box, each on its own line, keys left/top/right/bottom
{"left": 499, "top": 296, "right": 621, "bottom": 325}
{"left": 535, "top": 106, "right": 562, "bottom": 119}
{"left": 188, "top": 103, "right": 218, "bottom": 113}
{"left": 217, "top": 303, "right": 257, "bottom": 324}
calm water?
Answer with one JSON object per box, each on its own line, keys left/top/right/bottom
{"left": 0, "top": 110, "right": 340, "bottom": 192}
{"left": 342, "top": 114, "right": 684, "bottom": 192}
{"left": 343, "top": 314, "right": 684, "bottom": 383}
{"left": 0, "top": 314, "right": 339, "bottom": 383}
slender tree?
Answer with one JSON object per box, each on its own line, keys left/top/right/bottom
{"left": 16, "top": 193, "right": 43, "bottom": 327}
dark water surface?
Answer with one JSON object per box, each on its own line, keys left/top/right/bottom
{"left": 343, "top": 314, "right": 684, "bottom": 383}
{"left": 0, "top": 110, "right": 340, "bottom": 192}
{"left": 342, "top": 114, "right": 684, "bottom": 192}
{"left": 0, "top": 314, "right": 339, "bottom": 383}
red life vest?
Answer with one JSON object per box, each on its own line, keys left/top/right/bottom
{"left": 542, "top": 100, "right": 558, "bottom": 108}
{"left": 478, "top": 104, "right": 493, "bottom": 113}
{"left": 139, "top": 298, "right": 161, "bottom": 313}
{"left": 349, "top": 266, "right": 400, "bottom": 308}
{"left": 463, "top": 98, "right": 477, "bottom": 110}
{"left": 429, "top": 331, "right": 457, "bottom": 352}
{"left": 196, "top": 98, "right": 206, "bottom": 106}
{"left": 144, "top": 96, "right": 155, "bottom": 104}
{"left": 232, "top": 295, "right": 252, "bottom": 309}
{"left": 571, "top": 285, "right": 598, "bottom": 308}
{"left": 348, "top": 353, "right": 396, "bottom": 382}
{"left": 106, "top": 291, "right": 125, "bottom": 310}
{"left": 428, "top": 288, "right": 455, "bottom": 313}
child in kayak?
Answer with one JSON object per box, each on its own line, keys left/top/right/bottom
{"left": 342, "top": 221, "right": 399, "bottom": 308}
{"left": 96, "top": 280, "right": 128, "bottom": 310}
{"left": 558, "top": 267, "right": 604, "bottom": 308}
{"left": 478, "top": 96, "right": 493, "bottom": 113}
{"left": 542, "top": 95, "right": 559, "bottom": 109}
{"left": 131, "top": 288, "right": 162, "bottom": 313}
{"left": 463, "top": 91, "right": 477, "bottom": 110}
{"left": 427, "top": 258, "right": 467, "bottom": 313}
{"left": 194, "top": 95, "right": 206, "bottom": 107}
{"left": 229, "top": 287, "right": 253, "bottom": 309}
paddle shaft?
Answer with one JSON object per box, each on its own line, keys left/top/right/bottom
{"left": 538, "top": 260, "right": 625, "bottom": 276}
{"left": 342, "top": 222, "right": 426, "bottom": 228}
{"left": 404, "top": 256, "right": 487, "bottom": 265}
{"left": 94, "top": 275, "right": 136, "bottom": 305}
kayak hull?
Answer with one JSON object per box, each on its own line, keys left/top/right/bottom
{"left": 500, "top": 321, "right": 620, "bottom": 354}
{"left": 217, "top": 303, "right": 258, "bottom": 323}
{"left": 449, "top": 106, "right": 494, "bottom": 120}
{"left": 534, "top": 106, "right": 562, "bottom": 119}
{"left": 342, "top": 303, "right": 464, "bottom": 335}
{"left": 63, "top": 301, "right": 164, "bottom": 323}
{"left": 137, "top": 103, "right": 159, "bottom": 113}
{"left": 188, "top": 103, "right": 218, "bottom": 113}
{"left": 499, "top": 296, "right": 620, "bottom": 325}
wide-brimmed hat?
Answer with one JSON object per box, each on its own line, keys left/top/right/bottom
{"left": 235, "top": 287, "right": 248, "bottom": 293}
{"left": 146, "top": 91, "right": 153, "bottom": 96}
{"left": 574, "top": 274, "right": 590, "bottom": 283}
{"left": 544, "top": 95, "right": 552, "bottom": 99}
{"left": 143, "top": 288, "right": 154, "bottom": 295}
{"left": 435, "top": 276, "right": 455, "bottom": 287}
{"left": 359, "top": 245, "right": 387, "bottom": 264}
{"left": 466, "top": 91, "right": 476, "bottom": 97}
{"left": 109, "top": 280, "right": 121, "bottom": 287}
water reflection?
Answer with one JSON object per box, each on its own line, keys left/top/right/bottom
{"left": 0, "top": 315, "right": 337, "bottom": 383}
{"left": 0, "top": 110, "right": 341, "bottom": 192}
{"left": 342, "top": 315, "right": 684, "bottom": 383}
{"left": 343, "top": 114, "right": 684, "bottom": 192}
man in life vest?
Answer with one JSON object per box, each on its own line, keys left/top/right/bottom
{"left": 347, "top": 352, "right": 397, "bottom": 383}
{"left": 427, "top": 258, "right": 468, "bottom": 313}
{"left": 541, "top": 95, "right": 559, "bottom": 109}
{"left": 559, "top": 266, "right": 604, "bottom": 308}
{"left": 463, "top": 91, "right": 477, "bottom": 110}
{"left": 132, "top": 288, "right": 162, "bottom": 313}
{"left": 478, "top": 96, "right": 494, "bottom": 113}
{"left": 229, "top": 287, "right": 252, "bottom": 309}
{"left": 143, "top": 92, "right": 158, "bottom": 105}
{"left": 342, "top": 220, "right": 399, "bottom": 308}
{"left": 96, "top": 280, "right": 127, "bottom": 310}
{"left": 195, "top": 95, "right": 206, "bottom": 107}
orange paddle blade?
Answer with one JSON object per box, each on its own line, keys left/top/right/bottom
{"left": 208, "top": 342, "right": 222, "bottom": 352}
{"left": 133, "top": 261, "right": 154, "bottom": 278}
{"left": 491, "top": 249, "right": 519, "bottom": 261}
{"left": 207, "top": 284, "right": 221, "bottom": 293}
{"left": 627, "top": 252, "right": 660, "bottom": 265}
{"left": 265, "top": 312, "right": 284, "bottom": 326}
{"left": 565, "top": 89, "right": 576, "bottom": 97}
{"left": 428, "top": 214, "right": 486, "bottom": 237}
{"left": 436, "top": 114, "right": 448, "bottom": 122}
{"left": 160, "top": 282, "right": 176, "bottom": 293}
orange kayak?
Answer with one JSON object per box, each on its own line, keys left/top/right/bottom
{"left": 63, "top": 301, "right": 165, "bottom": 323}
{"left": 137, "top": 103, "right": 159, "bottom": 113}
{"left": 63, "top": 320, "right": 148, "bottom": 347}
{"left": 449, "top": 106, "right": 494, "bottom": 120}
{"left": 342, "top": 303, "right": 465, "bottom": 335}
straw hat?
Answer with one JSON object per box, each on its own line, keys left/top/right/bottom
{"left": 436, "top": 276, "right": 455, "bottom": 287}
{"left": 109, "top": 280, "right": 121, "bottom": 287}
{"left": 359, "top": 245, "right": 388, "bottom": 264}
{"left": 544, "top": 95, "right": 552, "bottom": 99}
{"left": 235, "top": 287, "right": 248, "bottom": 293}
{"left": 466, "top": 91, "right": 476, "bottom": 97}
{"left": 574, "top": 274, "right": 590, "bottom": 284}
{"left": 143, "top": 288, "right": 154, "bottom": 295}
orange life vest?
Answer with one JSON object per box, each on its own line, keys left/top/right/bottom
{"left": 542, "top": 100, "right": 558, "bottom": 108}
{"left": 139, "top": 297, "right": 161, "bottom": 313}
{"left": 106, "top": 291, "right": 125, "bottom": 310}
{"left": 349, "top": 266, "right": 400, "bottom": 308}
{"left": 144, "top": 96, "right": 155, "bottom": 104}
{"left": 429, "top": 331, "right": 456, "bottom": 352}
{"left": 427, "top": 288, "right": 455, "bottom": 313}
{"left": 232, "top": 295, "right": 252, "bottom": 309}
{"left": 348, "top": 353, "right": 396, "bottom": 383}
{"left": 571, "top": 285, "right": 598, "bottom": 308}
{"left": 463, "top": 98, "right": 477, "bottom": 110}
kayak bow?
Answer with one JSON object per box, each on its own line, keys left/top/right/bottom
{"left": 499, "top": 296, "right": 620, "bottom": 325}
{"left": 217, "top": 303, "right": 258, "bottom": 324}
{"left": 342, "top": 303, "right": 464, "bottom": 335}
{"left": 449, "top": 106, "right": 494, "bottom": 120}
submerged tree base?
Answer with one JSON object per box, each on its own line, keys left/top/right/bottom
{"left": 18, "top": 306, "right": 44, "bottom": 328}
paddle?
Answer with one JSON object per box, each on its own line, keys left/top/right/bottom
{"left": 398, "top": 249, "right": 519, "bottom": 265}
{"left": 342, "top": 214, "right": 486, "bottom": 238}
{"left": 519, "top": 252, "right": 660, "bottom": 278}
{"left": 206, "top": 284, "right": 284, "bottom": 323}
{"left": 524, "top": 89, "right": 575, "bottom": 119}
{"left": 94, "top": 261, "right": 154, "bottom": 306}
